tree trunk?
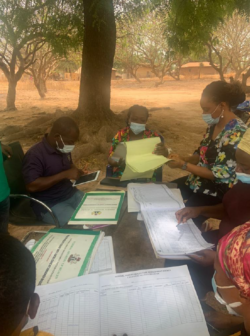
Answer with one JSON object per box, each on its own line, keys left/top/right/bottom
{"left": 76, "top": 0, "right": 116, "bottom": 127}
{"left": 6, "top": 79, "right": 17, "bottom": 111}
{"left": 34, "top": 78, "right": 47, "bottom": 98}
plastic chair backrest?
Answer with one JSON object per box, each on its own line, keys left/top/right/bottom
{"left": 3, "top": 141, "right": 27, "bottom": 195}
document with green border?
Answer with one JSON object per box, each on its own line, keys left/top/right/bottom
{"left": 31, "top": 228, "right": 104, "bottom": 285}
{"left": 69, "top": 191, "right": 125, "bottom": 225}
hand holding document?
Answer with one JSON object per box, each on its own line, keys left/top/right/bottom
{"left": 121, "top": 137, "right": 171, "bottom": 181}
{"left": 128, "top": 183, "right": 214, "bottom": 259}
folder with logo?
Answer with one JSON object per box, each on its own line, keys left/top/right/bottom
{"left": 68, "top": 191, "right": 125, "bottom": 225}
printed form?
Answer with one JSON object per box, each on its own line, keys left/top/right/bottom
{"left": 141, "top": 205, "right": 213, "bottom": 257}
{"left": 89, "top": 237, "right": 116, "bottom": 275}
{"left": 23, "top": 266, "right": 209, "bottom": 336}
{"left": 100, "top": 266, "right": 209, "bottom": 336}
{"left": 24, "top": 274, "right": 100, "bottom": 336}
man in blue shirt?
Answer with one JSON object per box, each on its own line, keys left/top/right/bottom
{"left": 0, "top": 142, "right": 12, "bottom": 232}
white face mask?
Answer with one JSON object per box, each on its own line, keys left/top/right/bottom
{"left": 212, "top": 272, "right": 242, "bottom": 316}
{"left": 56, "top": 135, "right": 75, "bottom": 154}
{"left": 130, "top": 122, "right": 146, "bottom": 135}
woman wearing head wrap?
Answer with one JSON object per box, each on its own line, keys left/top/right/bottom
{"left": 176, "top": 127, "right": 250, "bottom": 244}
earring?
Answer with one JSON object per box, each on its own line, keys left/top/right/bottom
{"left": 221, "top": 109, "right": 224, "bottom": 118}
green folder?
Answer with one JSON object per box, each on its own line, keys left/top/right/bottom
{"left": 31, "top": 228, "right": 104, "bottom": 285}
{"left": 68, "top": 191, "right": 125, "bottom": 225}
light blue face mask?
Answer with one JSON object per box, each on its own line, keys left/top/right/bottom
{"left": 130, "top": 122, "right": 146, "bottom": 135}
{"left": 202, "top": 104, "right": 223, "bottom": 125}
{"left": 236, "top": 172, "right": 250, "bottom": 184}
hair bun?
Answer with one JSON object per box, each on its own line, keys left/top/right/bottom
{"left": 202, "top": 80, "right": 246, "bottom": 108}
{"left": 227, "top": 81, "right": 246, "bottom": 107}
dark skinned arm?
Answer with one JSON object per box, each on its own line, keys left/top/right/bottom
{"left": 26, "top": 167, "right": 82, "bottom": 193}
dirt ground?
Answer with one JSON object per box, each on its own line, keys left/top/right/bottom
{"left": 0, "top": 78, "right": 215, "bottom": 239}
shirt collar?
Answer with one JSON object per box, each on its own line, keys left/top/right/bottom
{"left": 42, "top": 134, "right": 59, "bottom": 155}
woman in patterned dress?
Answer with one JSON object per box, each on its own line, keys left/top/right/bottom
{"left": 108, "top": 105, "right": 167, "bottom": 178}
{"left": 157, "top": 81, "right": 247, "bottom": 228}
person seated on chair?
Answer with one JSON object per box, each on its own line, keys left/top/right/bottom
{"left": 175, "top": 128, "right": 250, "bottom": 245}
{"left": 22, "top": 117, "right": 84, "bottom": 227}
{"left": 108, "top": 104, "right": 168, "bottom": 178}
{"left": 156, "top": 81, "right": 247, "bottom": 228}
{"left": 0, "top": 234, "right": 53, "bottom": 336}
{"left": 0, "top": 142, "right": 12, "bottom": 233}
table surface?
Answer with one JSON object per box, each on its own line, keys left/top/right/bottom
{"left": 67, "top": 181, "right": 177, "bottom": 273}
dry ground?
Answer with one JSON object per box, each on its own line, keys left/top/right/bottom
{"left": 0, "top": 78, "right": 218, "bottom": 239}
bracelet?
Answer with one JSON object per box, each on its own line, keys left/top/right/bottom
{"left": 181, "top": 162, "right": 188, "bottom": 170}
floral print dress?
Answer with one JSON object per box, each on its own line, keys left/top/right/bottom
{"left": 109, "top": 126, "right": 162, "bottom": 177}
{"left": 186, "top": 119, "right": 247, "bottom": 199}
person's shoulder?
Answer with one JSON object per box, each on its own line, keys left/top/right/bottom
{"left": 114, "top": 127, "right": 129, "bottom": 137}
{"left": 25, "top": 141, "right": 44, "bottom": 155}
{"left": 226, "top": 118, "right": 247, "bottom": 131}
{"left": 23, "top": 141, "right": 45, "bottom": 164}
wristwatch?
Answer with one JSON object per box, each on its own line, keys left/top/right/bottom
{"left": 182, "top": 162, "right": 188, "bottom": 170}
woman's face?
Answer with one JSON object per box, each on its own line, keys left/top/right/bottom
{"left": 129, "top": 110, "right": 148, "bottom": 125}
{"left": 236, "top": 148, "right": 250, "bottom": 174}
{"left": 214, "top": 255, "right": 244, "bottom": 316}
{"left": 200, "top": 96, "right": 224, "bottom": 119}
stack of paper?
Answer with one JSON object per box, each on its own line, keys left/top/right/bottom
{"left": 68, "top": 191, "right": 125, "bottom": 225}
{"left": 24, "top": 265, "right": 210, "bottom": 336}
{"left": 121, "top": 137, "right": 170, "bottom": 181}
{"left": 31, "top": 228, "right": 105, "bottom": 285}
{"left": 128, "top": 183, "right": 214, "bottom": 259}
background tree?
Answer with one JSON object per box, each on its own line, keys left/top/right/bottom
{"left": 115, "top": 29, "right": 142, "bottom": 83}
{"left": 76, "top": 0, "right": 116, "bottom": 128}
{"left": 162, "top": 0, "right": 250, "bottom": 85}
{"left": 0, "top": 0, "right": 83, "bottom": 110}
{"left": 217, "top": 11, "right": 250, "bottom": 81}
{"left": 25, "top": 44, "right": 64, "bottom": 98}
{"left": 115, "top": 11, "right": 179, "bottom": 84}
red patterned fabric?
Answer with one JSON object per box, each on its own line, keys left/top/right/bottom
{"left": 218, "top": 222, "right": 250, "bottom": 298}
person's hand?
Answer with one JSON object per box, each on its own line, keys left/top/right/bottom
{"left": 1, "top": 144, "right": 12, "bottom": 158}
{"left": 154, "top": 143, "right": 169, "bottom": 158}
{"left": 65, "top": 167, "right": 83, "bottom": 180}
{"left": 187, "top": 249, "right": 216, "bottom": 267}
{"left": 175, "top": 207, "right": 202, "bottom": 224}
{"left": 118, "top": 158, "right": 126, "bottom": 168}
{"left": 168, "top": 153, "right": 182, "bottom": 161}
{"left": 205, "top": 311, "right": 243, "bottom": 330}
{"left": 167, "top": 158, "right": 185, "bottom": 169}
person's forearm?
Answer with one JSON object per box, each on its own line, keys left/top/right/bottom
{"left": 26, "top": 171, "right": 68, "bottom": 193}
{"left": 185, "top": 162, "right": 215, "bottom": 180}
{"left": 182, "top": 154, "right": 200, "bottom": 165}
{"left": 199, "top": 203, "right": 225, "bottom": 219}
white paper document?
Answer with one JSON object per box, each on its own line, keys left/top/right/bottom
{"left": 128, "top": 184, "right": 213, "bottom": 258}
{"left": 89, "top": 237, "right": 116, "bottom": 275}
{"left": 141, "top": 205, "right": 213, "bottom": 257}
{"left": 129, "top": 183, "right": 185, "bottom": 210}
{"left": 24, "top": 274, "right": 101, "bottom": 336}
{"left": 24, "top": 266, "right": 209, "bottom": 336}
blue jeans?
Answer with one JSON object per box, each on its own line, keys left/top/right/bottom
{"left": 0, "top": 196, "right": 10, "bottom": 233}
{"left": 41, "top": 190, "right": 84, "bottom": 227}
